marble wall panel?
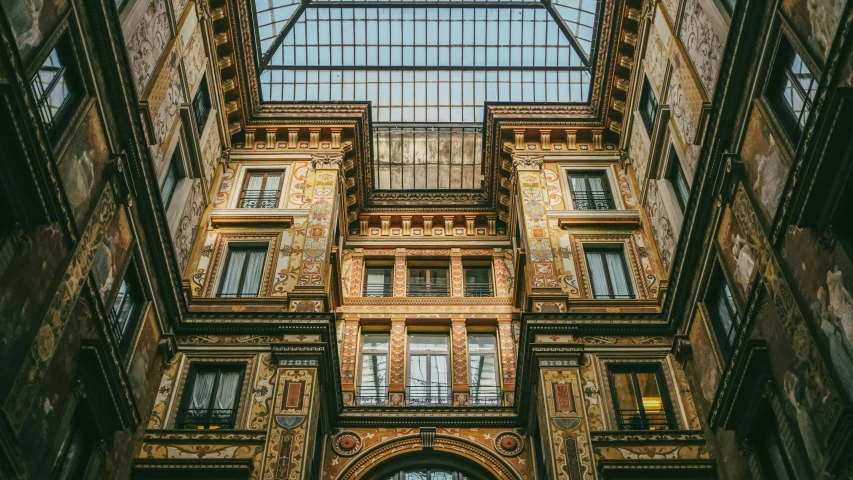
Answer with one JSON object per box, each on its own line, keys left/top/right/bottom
{"left": 0, "top": 0, "right": 68, "bottom": 64}
{"left": 716, "top": 207, "right": 758, "bottom": 299}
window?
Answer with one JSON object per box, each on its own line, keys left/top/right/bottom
{"left": 31, "top": 40, "right": 80, "bottom": 135}
{"left": 463, "top": 266, "right": 492, "bottom": 297}
{"left": 667, "top": 146, "right": 690, "bottom": 212}
{"left": 407, "top": 334, "right": 450, "bottom": 406}
{"left": 769, "top": 37, "right": 817, "bottom": 141}
{"left": 217, "top": 244, "right": 267, "bottom": 298}
{"left": 385, "top": 469, "right": 467, "bottom": 480}
{"left": 358, "top": 334, "right": 389, "bottom": 406}
{"left": 115, "top": 0, "right": 128, "bottom": 11}
{"left": 468, "top": 334, "right": 500, "bottom": 406}
{"left": 753, "top": 416, "right": 798, "bottom": 480}
{"left": 50, "top": 408, "right": 95, "bottom": 480}
{"left": 638, "top": 78, "right": 658, "bottom": 135}
{"left": 192, "top": 75, "right": 212, "bottom": 131}
{"left": 719, "top": 0, "right": 738, "bottom": 14}
{"left": 364, "top": 267, "right": 393, "bottom": 297}
{"left": 160, "top": 150, "right": 181, "bottom": 210}
{"left": 608, "top": 365, "right": 676, "bottom": 431}
{"left": 239, "top": 171, "right": 283, "bottom": 209}
{"left": 585, "top": 247, "right": 635, "bottom": 299}
{"left": 705, "top": 264, "right": 741, "bottom": 360}
{"left": 177, "top": 364, "right": 245, "bottom": 429}
{"left": 109, "top": 262, "right": 144, "bottom": 355}
{"left": 407, "top": 266, "right": 449, "bottom": 297}
{"left": 568, "top": 171, "right": 615, "bottom": 210}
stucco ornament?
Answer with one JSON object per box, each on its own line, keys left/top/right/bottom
{"left": 494, "top": 431, "right": 524, "bottom": 457}
{"left": 332, "top": 431, "right": 363, "bottom": 456}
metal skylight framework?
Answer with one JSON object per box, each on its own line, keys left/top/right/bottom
{"left": 249, "top": 0, "right": 602, "bottom": 190}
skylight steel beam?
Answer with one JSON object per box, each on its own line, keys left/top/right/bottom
{"left": 263, "top": 65, "right": 590, "bottom": 71}
{"left": 260, "top": 0, "right": 312, "bottom": 70}
{"left": 539, "top": 0, "right": 590, "bottom": 66}
{"left": 308, "top": 1, "right": 542, "bottom": 7}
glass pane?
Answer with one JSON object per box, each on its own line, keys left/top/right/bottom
{"left": 604, "top": 251, "right": 632, "bottom": 298}
{"left": 409, "top": 355, "right": 428, "bottom": 386}
{"left": 468, "top": 334, "right": 495, "bottom": 352}
{"left": 430, "top": 355, "right": 449, "bottom": 385}
{"left": 431, "top": 472, "right": 453, "bottom": 480}
{"left": 360, "top": 354, "right": 387, "bottom": 389}
{"left": 409, "top": 268, "right": 427, "bottom": 283}
{"left": 219, "top": 250, "right": 247, "bottom": 296}
{"left": 585, "top": 252, "right": 610, "bottom": 298}
{"left": 409, "top": 335, "right": 449, "bottom": 351}
{"left": 465, "top": 268, "right": 490, "bottom": 285}
{"left": 635, "top": 372, "right": 666, "bottom": 429}
{"left": 405, "top": 472, "right": 428, "bottom": 480}
{"left": 366, "top": 268, "right": 391, "bottom": 285}
{"left": 429, "top": 268, "right": 448, "bottom": 287}
{"left": 470, "top": 354, "right": 497, "bottom": 387}
{"left": 362, "top": 334, "right": 390, "bottom": 351}
{"left": 241, "top": 250, "right": 267, "bottom": 296}
{"left": 763, "top": 426, "right": 794, "bottom": 480}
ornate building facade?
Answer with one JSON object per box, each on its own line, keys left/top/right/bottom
{"left": 0, "top": 0, "right": 852, "bottom": 478}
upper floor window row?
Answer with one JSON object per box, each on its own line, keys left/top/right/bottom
{"left": 363, "top": 264, "right": 494, "bottom": 297}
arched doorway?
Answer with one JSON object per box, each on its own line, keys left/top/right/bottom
{"left": 362, "top": 450, "right": 498, "bottom": 480}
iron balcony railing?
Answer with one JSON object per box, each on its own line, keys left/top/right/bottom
{"left": 239, "top": 190, "right": 280, "bottom": 209}
{"left": 572, "top": 191, "right": 615, "bottom": 210}
{"left": 356, "top": 386, "right": 388, "bottom": 406}
{"left": 464, "top": 282, "right": 493, "bottom": 297}
{"left": 592, "top": 293, "right": 636, "bottom": 300}
{"left": 469, "top": 385, "right": 502, "bottom": 406}
{"left": 616, "top": 409, "right": 673, "bottom": 431}
{"left": 215, "top": 291, "right": 259, "bottom": 298}
{"left": 364, "top": 284, "right": 393, "bottom": 297}
{"left": 407, "top": 283, "right": 450, "bottom": 297}
{"left": 179, "top": 408, "right": 238, "bottom": 429}
{"left": 107, "top": 308, "right": 126, "bottom": 346}
{"left": 406, "top": 385, "right": 452, "bottom": 407}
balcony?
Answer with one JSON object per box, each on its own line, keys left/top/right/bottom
{"left": 356, "top": 386, "right": 388, "bottom": 406}
{"left": 239, "top": 190, "right": 280, "bottom": 209}
{"left": 407, "top": 283, "right": 449, "bottom": 297}
{"left": 469, "top": 385, "right": 501, "bottom": 406}
{"left": 406, "top": 385, "right": 451, "bottom": 406}
{"left": 363, "top": 284, "right": 393, "bottom": 297}
{"left": 616, "top": 409, "right": 674, "bottom": 431}
{"left": 572, "top": 191, "right": 615, "bottom": 210}
{"left": 178, "top": 408, "right": 238, "bottom": 429}
{"left": 464, "top": 282, "right": 493, "bottom": 297}
{"left": 592, "top": 293, "right": 636, "bottom": 300}
{"left": 215, "top": 292, "right": 259, "bottom": 298}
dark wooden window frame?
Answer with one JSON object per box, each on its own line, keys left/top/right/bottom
{"left": 705, "top": 263, "right": 741, "bottom": 361}
{"left": 607, "top": 364, "right": 677, "bottom": 431}
{"left": 363, "top": 265, "right": 393, "bottom": 297}
{"left": 238, "top": 170, "right": 285, "bottom": 209}
{"left": 176, "top": 363, "right": 246, "bottom": 430}
{"left": 407, "top": 264, "right": 449, "bottom": 297}
{"left": 584, "top": 246, "right": 635, "bottom": 299}
{"left": 110, "top": 259, "right": 145, "bottom": 356}
{"left": 638, "top": 77, "right": 658, "bottom": 135}
{"left": 192, "top": 74, "right": 212, "bottom": 132}
{"left": 406, "top": 334, "right": 450, "bottom": 405}
{"left": 463, "top": 265, "right": 493, "bottom": 297}
{"left": 161, "top": 150, "right": 182, "bottom": 210}
{"left": 767, "top": 35, "right": 818, "bottom": 143}
{"left": 667, "top": 146, "right": 690, "bottom": 212}
{"left": 216, "top": 243, "right": 268, "bottom": 297}
{"left": 567, "top": 170, "right": 616, "bottom": 210}
{"left": 357, "top": 333, "right": 390, "bottom": 405}
{"left": 30, "top": 34, "right": 83, "bottom": 139}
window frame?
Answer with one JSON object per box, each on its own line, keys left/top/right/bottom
{"left": 566, "top": 170, "right": 616, "bottom": 211}
{"left": 406, "top": 333, "right": 451, "bottom": 406}
{"left": 238, "top": 169, "right": 285, "bottom": 209}
{"left": 666, "top": 146, "right": 690, "bottom": 213}
{"left": 357, "top": 333, "right": 390, "bottom": 405}
{"left": 109, "top": 259, "right": 145, "bottom": 356}
{"left": 160, "top": 149, "right": 182, "bottom": 211}
{"left": 767, "top": 35, "right": 818, "bottom": 143}
{"left": 407, "top": 265, "right": 450, "bottom": 297}
{"left": 607, "top": 364, "right": 677, "bottom": 431}
{"left": 638, "top": 77, "right": 658, "bottom": 136}
{"left": 50, "top": 406, "right": 96, "bottom": 480}
{"left": 30, "top": 35, "right": 83, "bottom": 139}
{"left": 467, "top": 333, "right": 501, "bottom": 406}
{"left": 584, "top": 246, "right": 636, "bottom": 299}
{"left": 751, "top": 412, "right": 799, "bottom": 480}
{"left": 192, "top": 74, "right": 212, "bottom": 132}
{"left": 363, "top": 265, "right": 393, "bottom": 297}
{"left": 463, "top": 265, "right": 493, "bottom": 297}
{"left": 216, "top": 243, "right": 269, "bottom": 298}
{"left": 704, "top": 263, "right": 741, "bottom": 361}
{"left": 176, "top": 363, "right": 246, "bottom": 430}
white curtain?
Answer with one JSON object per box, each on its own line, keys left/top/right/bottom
{"left": 605, "top": 251, "right": 632, "bottom": 298}
{"left": 585, "top": 253, "right": 610, "bottom": 298}
{"left": 571, "top": 176, "right": 587, "bottom": 194}
{"left": 262, "top": 174, "right": 281, "bottom": 206}
{"left": 588, "top": 175, "right": 605, "bottom": 192}
{"left": 241, "top": 250, "right": 267, "bottom": 296}
{"left": 213, "top": 371, "right": 242, "bottom": 412}
{"left": 246, "top": 174, "right": 264, "bottom": 191}
{"left": 219, "top": 250, "right": 246, "bottom": 296}
{"left": 189, "top": 371, "right": 216, "bottom": 411}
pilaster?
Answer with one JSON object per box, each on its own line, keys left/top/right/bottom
{"left": 388, "top": 318, "right": 407, "bottom": 406}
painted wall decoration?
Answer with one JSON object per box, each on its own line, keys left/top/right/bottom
{"left": 148, "top": 51, "right": 185, "bottom": 174}
{"left": 678, "top": 0, "right": 723, "bottom": 97}
{"left": 92, "top": 205, "right": 134, "bottom": 302}
{"left": 539, "top": 369, "right": 595, "bottom": 479}
{"left": 57, "top": 106, "right": 111, "bottom": 229}
{"left": 248, "top": 353, "right": 277, "bottom": 431}
{"left": 688, "top": 309, "right": 722, "bottom": 407}
{"left": 127, "top": 0, "right": 172, "bottom": 98}
{"left": 1, "top": 0, "right": 68, "bottom": 63}
{"left": 180, "top": 13, "right": 206, "bottom": 94}
{"left": 173, "top": 179, "right": 206, "bottom": 273}
{"left": 667, "top": 46, "right": 705, "bottom": 147}
{"left": 199, "top": 105, "right": 222, "bottom": 181}
{"left": 542, "top": 165, "right": 565, "bottom": 209}
{"left": 519, "top": 170, "right": 559, "bottom": 287}
{"left": 299, "top": 164, "right": 338, "bottom": 286}
{"left": 645, "top": 11, "right": 671, "bottom": 95}
{"left": 739, "top": 108, "right": 791, "bottom": 225}
{"left": 644, "top": 181, "right": 677, "bottom": 274}
{"left": 781, "top": 0, "right": 845, "bottom": 60}
{"left": 717, "top": 207, "right": 758, "bottom": 298}
{"left": 147, "top": 353, "right": 183, "bottom": 429}
{"left": 261, "top": 368, "right": 318, "bottom": 480}
{"left": 629, "top": 122, "right": 651, "bottom": 185}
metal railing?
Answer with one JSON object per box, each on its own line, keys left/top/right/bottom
{"left": 469, "top": 386, "right": 502, "bottom": 406}
{"left": 592, "top": 293, "right": 636, "bottom": 299}
{"left": 464, "top": 282, "right": 493, "bottom": 297}
{"left": 239, "top": 190, "right": 280, "bottom": 209}
{"left": 406, "top": 385, "right": 452, "bottom": 406}
{"left": 107, "top": 309, "right": 126, "bottom": 346}
{"left": 616, "top": 409, "right": 673, "bottom": 430}
{"left": 179, "top": 408, "right": 238, "bottom": 429}
{"left": 356, "top": 386, "right": 388, "bottom": 406}
{"left": 364, "top": 284, "right": 393, "bottom": 297}
{"left": 215, "top": 291, "right": 259, "bottom": 298}
{"left": 572, "top": 191, "right": 615, "bottom": 210}
{"left": 407, "top": 283, "right": 449, "bottom": 297}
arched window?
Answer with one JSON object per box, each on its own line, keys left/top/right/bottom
{"left": 362, "top": 450, "right": 497, "bottom": 480}
{"left": 383, "top": 470, "right": 470, "bottom": 480}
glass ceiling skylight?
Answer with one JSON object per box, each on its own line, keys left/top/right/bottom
{"left": 250, "top": 0, "right": 601, "bottom": 190}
